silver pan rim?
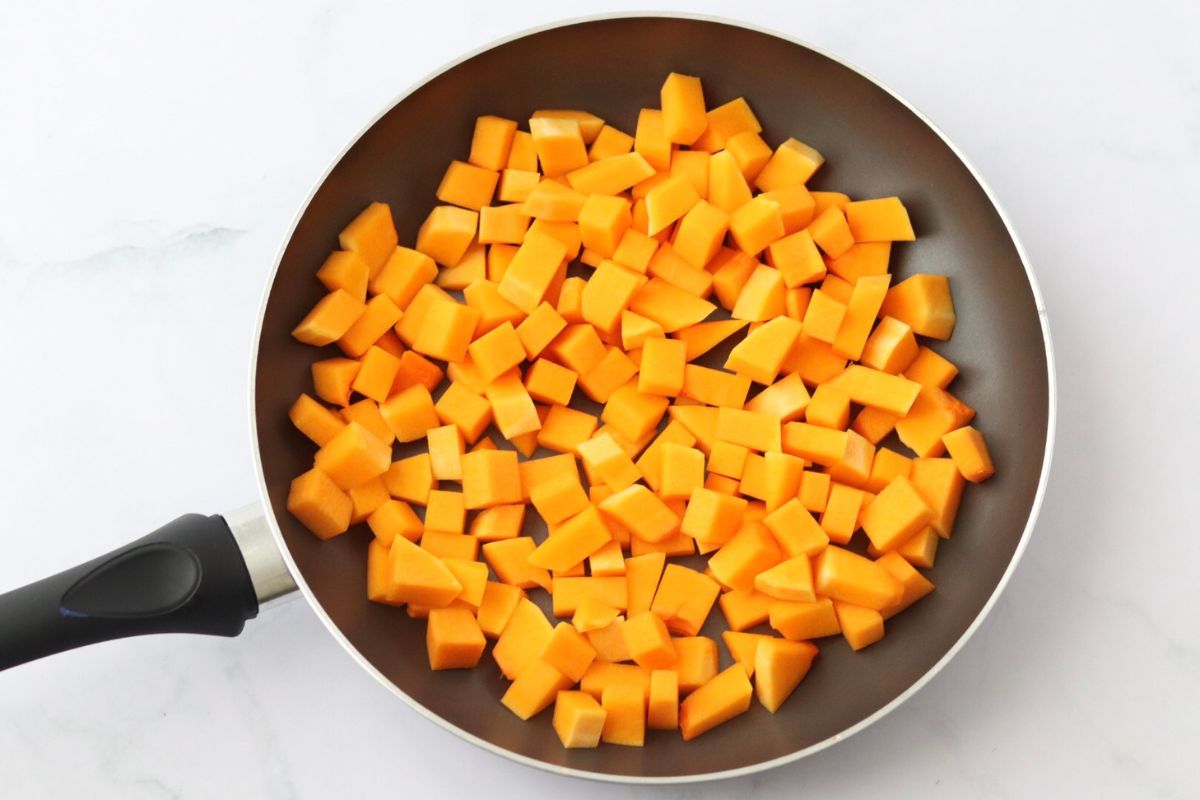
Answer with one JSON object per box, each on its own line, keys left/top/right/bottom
{"left": 247, "top": 10, "right": 1057, "bottom": 785}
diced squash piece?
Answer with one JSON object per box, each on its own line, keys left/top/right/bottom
{"left": 819, "top": 482, "right": 866, "bottom": 545}
{"left": 769, "top": 597, "right": 842, "bottom": 640}
{"left": 586, "top": 619, "right": 631, "bottom": 662}
{"left": 573, "top": 597, "right": 622, "bottom": 633}
{"left": 942, "top": 425, "right": 996, "bottom": 483}
{"left": 580, "top": 259, "right": 645, "bottom": 338}
{"left": 498, "top": 169, "right": 540, "bottom": 204}
{"left": 728, "top": 197, "right": 784, "bottom": 255}
{"left": 715, "top": 407, "right": 781, "bottom": 453}
{"left": 621, "top": 611, "right": 678, "bottom": 669}
{"left": 316, "top": 250, "right": 369, "bottom": 301}
{"left": 493, "top": 596, "right": 555, "bottom": 680}
{"left": 598, "top": 484, "right": 680, "bottom": 544}
{"left": 506, "top": 130, "right": 537, "bottom": 171}
{"left": 387, "top": 536, "right": 463, "bottom": 607}
{"left": 805, "top": 383, "right": 851, "bottom": 431}
{"left": 861, "top": 316, "right": 919, "bottom": 374}
{"left": 436, "top": 160, "right": 499, "bottom": 211}
{"left": 289, "top": 393, "right": 346, "bottom": 447}
{"left": 657, "top": 443, "right": 704, "bottom": 501}
{"left": 766, "top": 229, "right": 825, "bottom": 288}
{"left": 348, "top": 475, "right": 390, "bottom": 525}
{"left": 567, "top": 152, "right": 656, "bottom": 195}
{"left": 754, "top": 138, "right": 824, "bottom": 192}
{"left": 371, "top": 247, "right": 437, "bottom": 311}
{"left": 718, "top": 589, "right": 774, "bottom": 632}
{"left": 467, "top": 114, "right": 518, "bottom": 171}
{"left": 577, "top": 194, "right": 632, "bottom": 259}
{"left": 529, "top": 506, "right": 611, "bottom": 571}
{"left": 866, "top": 447, "right": 913, "bottom": 494}
{"left": 522, "top": 178, "right": 587, "bottom": 222}
{"left": 578, "top": 432, "right": 642, "bottom": 491}
{"left": 679, "top": 665, "right": 753, "bottom": 741}
{"left": 880, "top": 274, "right": 956, "bottom": 339}
{"left": 895, "top": 385, "right": 976, "bottom": 458}
{"left": 476, "top": 581, "right": 524, "bottom": 638}
{"left": 644, "top": 174, "right": 701, "bottom": 236}
{"left": 338, "top": 202, "right": 398, "bottom": 276}
{"left": 470, "top": 504, "right": 525, "bottom": 543}
{"left": 477, "top": 204, "right": 531, "bottom": 246}
{"left": 679, "top": 488, "right": 747, "bottom": 547}
{"left": 313, "top": 421, "right": 390, "bottom": 491}
{"left": 782, "top": 422, "right": 848, "bottom": 466}
{"left": 597, "top": 382, "right": 667, "bottom": 444}
{"left": 522, "top": 358, "right": 575, "bottom": 407}
{"left": 672, "top": 199, "right": 729, "bottom": 269}
{"left": 755, "top": 638, "right": 817, "bottom": 713}
{"left": 644, "top": 670, "right": 679, "bottom": 730}
{"left": 725, "top": 315, "right": 802, "bottom": 386}
{"left": 893, "top": 525, "right": 940, "bottom": 569}
{"left": 589, "top": 124, "right": 634, "bottom": 161}
{"left": 833, "top": 602, "right": 885, "bottom": 651}
{"left": 754, "top": 556, "right": 815, "bottom": 602}
{"left": 828, "top": 365, "right": 922, "bottom": 417}
{"left": 760, "top": 184, "right": 816, "bottom": 234}
{"left": 348, "top": 346, "right": 398, "bottom": 403}
{"left": 340, "top": 399, "right": 395, "bottom": 447}
{"left": 813, "top": 546, "right": 902, "bottom": 610}
{"left": 730, "top": 264, "right": 785, "bottom": 322}
{"left": 287, "top": 467, "right": 352, "bottom": 539}
{"left": 904, "top": 346, "right": 959, "bottom": 389}
{"left": 876, "top": 551, "right": 936, "bottom": 618}
{"left": 659, "top": 72, "right": 707, "bottom": 145}
{"left": 707, "top": 440, "right": 749, "bottom": 479}
{"left": 533, "top": 109, "right": 605, "bottom": 143}
{"left": 909, "top": 457, "right": 966, "bottom": 537}
{"left": 844, "top": 197, "right": 915, "bottom": 242}
{"left": 553, "top": 576, "right": 628, "bottom": 617}
{"left": 515, "top": 302, "right": 568, "bottom": 360}
{"left": 629, "top": 278, "right": 716, "bottom": 334}
{"left": 532, "top": 404, "right": 593, "bottom": 454}
{"left": 625, "top": 552, "right": 667, "bottom": 617}
{"left": 497, "top": 230, "right": 570, "bottom": 313}
{"left": 725, "top": 130, "right": 773, "bottom": 181}
{"left": 546, "top": 323, "right": 607, "bottom": 373}
{"left": 292, "top": 290, "right": 366, "bottom": 347}
{"left": 651, "top": 564, "right": 721, "bottom": 636}
{"left": 415, "top": 205, "right": 478, "bottom": 268}
{"left": 692, "top": 97, "right": 760, "bottom": 151}
{"left": 503, "top": 658, "right": 573, "bottom": 720}
{"left": 426, "top": 607, "right": 487, "bottom": 670}
{"left": 538, "top": 622, "right": 598, "bottom": 683}
{"left": 762, "top": 498, "right": 829, "bottom": 558}
{"left": 681, "top": 365, "right": 750, "bottom": 409}
{"left": 672, "top": 320, "right": 745, "bottom": 364}
{"left": 600, "top": 682, "right": 646, "bottom": 747}
{"left": 482, "top": 368, "right": 539, "bottom": 439}
{"left": 706, "top": 151, "right": 752, "bottom": 217}
{"left": 366, "top": 498, "right": 422, "bottom": 545}
{"left": 634, "top": 108, "right": 671, "bottom": 171}
{"left": 807, "top": 206, "right": 854, "bottom": 259}
{"left": 311, "top": 357, "right": 360, "bottom": 408}
{"left": 483, "top": 538, "right": 552, "bottom": 591}
{"left": 796, "top": 470, "right": 830, "bottom": 515}
{"left": 529, "top": 468, "right": 589, "bottom": 525}
{"left": 581, "top": 662, "right": 650, "bottom": 701}
{"left": 708, "top": 523, "right": 782, "bottom": 592}
{"left": 365, "top": 538, "right": 396, "bottom": 604}
{"left": 832, "top": 274, "right": 892, "bottom": 360}
{"left": 529, "top": 117, "right": 588, "bottom": 177}
{"left": 553, "top": 691, "right": 606, "bottom": 749}
{"left": 763, "top": 452, "right": 805, "bottom": 513}
{"left": 860, "top": 475, "right": 933, "bottom": 552}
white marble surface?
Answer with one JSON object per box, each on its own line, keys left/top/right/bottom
{"left": 0, "top": 1, "right": 1196, "bottom": 796}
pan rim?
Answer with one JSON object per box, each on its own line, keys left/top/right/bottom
{"left": 248, "top": 10, "right": 1057, "bottom": 784}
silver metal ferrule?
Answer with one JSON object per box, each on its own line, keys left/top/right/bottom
{"left": 224, "top": 503, "right": 298, "bottom": 612}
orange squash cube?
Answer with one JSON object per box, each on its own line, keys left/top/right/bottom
{"left": 765, "top": 228, "right": 825, "bottom": 288}
{"left": 679, "top": 488, "right": 746, "bottom": 547}
{"left": 388, "top": 536, "right": 462, "bottom": 607}
{"left": 577, "top": 194, "right": 632, "bottom": 258}
{"left": 833, "top": 602, "right": 885, "bottom": 651}
{"left": 292, "top": 289, "right": 366, "bottom": 346}
{"left": 942, "top": 425, "right": 996, "bottom": 482}
{"left": 552, "top": 576, "right": 628, "bottom": 617}
{"left": 806, "top": 383, "right": 851, "bottom": 431}
{"left": 589, "top": 124, "right": 635, "bottom": 161}
{"left": 718, "top": 589, "right": 774, "bottom": 633}
{"left": 894, "top": 385, "right": 976, "bottom": 457}
{"left": 679, "top": 665, "right": 753, "bottom": 741}
{"left": 316, "top": 250, "right": 370, "bottom": 301}
{"left": 813, "top": 546, "right": 903, "bottom": 610}
{"left": 769, "top": 597, "right": 841, "bottom": 640}
{"left": 521, "top": 179, "right": 587, "bottom": 222}
{"left": 762, "top": 498, "right": 829, "bottom": 558}
{"left": 366, "top": 498, "right": 422, "bottom": 546}
{"left": 672, "top": 200, "right": 729, "bottom": 269}
{"left": 819, "top": 482, "right": 867, "bottom": 545}
{"left": 287, "top": 467, "right": 352, "bottom": 539}
{"left": 657, "top": 443, "right": 704, "bottom": 501}
{"left": 876, "top": 551, "right": 936, "bottom": 618}
{"left": 754, "top": 556, "right": 816, "bottom": 602}
{"left": 567, "top": 151, "right": 656, "bottom": 195}
{"left": 436, "top": 160, "right": 499, "bottom": 211}
{"left": 707, "top": 150, "right": 753, "bottom": 214}
{"left": 706, "top": 522, "right": 781, "bottom": 592}
{"left": 861, "top": 316, "right": 919, "bottom": 374}
{"left": 596, "top": 484, "right": 679, "bottom": 544}
{"left": 529, "top": 117, "right": 589, "bottom": 177}
{"left": 754, "top": 638, "right": 817, "bottom": 713}
{"left": 338, "top": 201, "right": 398, "bottom": 276}
{"left": 692, "top": 97, "right": 760, "bottom": 151}
{"left": 476, "top": 581, "right": 524, "bottom": 638}
{"left": 506, "top": 130, "right": 537, "bottom": 171}
{"left": 537, "top": 622, "right": 598, "bottom": 683}
{"left": 497, "top": 229, "right": 570, "bottom": 313}
{"left": 467, "top": 114, "right": 518, "bottom": 170}
{"left": 314, "top": 421, "right": 391, "bottom": 490}
{"left": 483, "top": 538, "right": 552, "bottom": 592}
{"left": 660, "top": 72, "right": 707, "bottom": 144}
{"left": 844, "top": 196, "right": 915, "bottom": 242}
{"left": 600, "top": 682, "right": 646, "bottom": 747}
{"left": 904, "top": 345, "right": 959, "bottom": 389}
{"left": 378, "top": 383, "right": 438, "bottom": 443}
{"left": 644, "top": 174, "right": 701, "bottom": 235}
{"left": 528, "top": 468, "right": 589, "bottom": 525}
{"left": 289, "top": 393, "right": 346, "bottom": 446}
{"left": 426, "top": 607, "right": 487, "bottom": 670}
{"left": 880, "top": 274, "right": 956, "bottom": 339}
{"left": 760, "top": 183, "right": 816, "bottom": 234}
{"left": 852, "top": 406, "right": 900, "bottom": 446}
{"left": 909, "top": 457, "right": 966, "bottom": 537}
{"left": 832, "top": 274, "right": 892, "bottom": 361}
{"left": 651, "top": 564, "right": 722, "bottom": 637}
{"left": 728, "top": 197, "right": 785, "bottom": 255}
{"left": 621, "top": 611, "right": 678, "bottom": 669}
{"left": 411, "top": 295, "right": 480, "bottom": 363}
{"left": 553, "top": 691, "right": 607, "bottom": 749}
{"left": 337, "top": 294, "right": 402, "bottom": 358}
{"left": 415, "top": 205, "right": 478, "bottom": 268}
{"left": 514, "top": 301, "right": 569, "bottom": 361}
{"left": 349, "top": 475, "right": 391, "bottom": 528}
{"left": 859, "top": 475, "right": 933, "bottom": 552}
{"left": 533, "top": 404, "right": 595, "bottom": 455}
{"left": 633, "top": 108, "right": 671, "bottom": 171}
{"left": 730, "top": 264, "right": 785, "bottom": 322}
{"left": 350, "top": 345, "right": 400, "bottom": 403}
{"left": 754, "top": 138, "right": 824, "bottom": 192}
{"left": 725, "top": 315, "right": 802, "bottom": 385}
{"left": 385, "top": 453, "right": 436, "bottom": 506}
{"left": 503, "top": 659, "right": 573, "bottom": 720}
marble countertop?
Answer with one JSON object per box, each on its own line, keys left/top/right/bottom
{"left": 1, "top": 2, "right": 1196, "bottom": 797}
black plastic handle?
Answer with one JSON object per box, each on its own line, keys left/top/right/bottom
{"left": 0, "top": 513, "right": 258, "bottom": 671}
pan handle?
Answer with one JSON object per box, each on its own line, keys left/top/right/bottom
{"left": 0, "top": 504, "right": 297, "bottom": 671}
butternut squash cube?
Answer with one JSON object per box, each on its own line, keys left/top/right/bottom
{"left": 707, "top": 150, "right": 754, "bottom": 214}
{"left": 672, "top": 200, "right": 729, "bottom": 269}
{"left": 942, "top": 425, "right": 995, "bottom": 482}
{"left": 553, "top": 691, "right": 607, "bottom": 748}
{"left": 769, "top": 597, "right": 841, "bottom": 640}
{"left": 503, "top": 659, "right": 572, "bottom": 720}
{"left": 813, "top": 546, "right": 903, "bottom": 610}
{"left": 385, "top": 453, "right": 436, "bottom": 506}
{"left": 876, "top": 551, "right": 935, "bottom": 618}
{"left": 316, "top": 250, "right": 370, "bottom": 301}
{"left": 718, "top": 589, "right": 775, "bottom": 632}
{"left": 658, "top": 443, "right": 704, "bottom": 501}
{"left": 552, "top": 576, "right": 628, "bottom": 617}
{"left": 388, "top": 536, "right": 462, "bottom": 607}
{"left": 909, "top": 457, "right": 966, "bottom": 537}
{"left": 861, "top": 316, "right": 919, "bottom": 374}
{"left": 832, "top": 274, "right": 892, "bottom": 361}
{"left": 338, "top": 201, "right": 398, "bottom": 276}
{"left": 411, "top": 295, "right": 480, "bottom": 363}
{"left": 880, "top": 274, "right": 956, "bottom": 339}
{"left": 314, "top": 421, "right": 391, "bottom": 490}
{"left": 596, "top": 484, "right": 679, "bottom": 544}
{"left": 634, "top": 108, "right": 671, "bottom": 171}
{"left": 498, "top": 230, "right": 570, "bottom": 313}
{"left": 754, "top": 638, "right": 817, "bottom": 713}
{"left": 806, "top": 383, "right": 851, "bottom": 430}
{"left": 292, "top": 289, "right": 366, "bottom": 346}
{"left": 521, "top": 178, "right": 587, "bottom": 222}
{"left": 483, "top": 538, "right": 551, "bottom": 592}
{"left": 601, "top": 682, "right": 646, "bottom": 747}
{"left": 380, "top": 384, "right": 439, "bottom": 443}
{"left": 679, "top": 487, "right": 747, "bottom": 546}
{"left": 289, "top": 393, "right": 346, "bottom": 446}
{"left": 729, "top": 196, "right": 785, "bottom": 255}
{"left": 754, "top": 556, "right": 816, "bottom": 602}
{"left": 535, "top": 404, "right": 597, "bottom": 454}
{"left": 476, "top": 581, "right": 524, "bottom": 638}
{"left": 760, "top": 183, "right": 816, "bottom": 234}
{"left": 844, "top": 196, "right": 915, "bottom": 242}
{"left": 589, "top": 124, "right": 635, "bottom": 161}
{"left": 731, "top": 264, "right": 786, "bottom": 322}
{"left": 529, "top": 117, "right": 589, "bottom": 177}
{"left": 763, "top": 498, "right": 830, "bottom": 558}
{"left": 350, "top": 345, "right": 400, "bottom": 403}
{"left": 651, "top": 564, "right": 722, "bottom": 637}
{"left": 415, "top": 205, "right": 478, "bottom": 268}
{"left": 753, "top": 138, "right": 824, "bottom": 192}
{"left": 692, "top": 97, "right": 761, "bottom": 152}
{"left": 506, "top": 130, "right": 537, "bottom": 171}
{"left": 894, "top": 385, "right": 976, "bottom": 457}
{"left": 859, "top": 475, "right": 933, "bottom": 552}
{"left": 469, "top": 115, "right": 518, "bottom": 171}
{"left": 287, "top": 467, "right": 352, "bottom": 539}
{"left": 567, "top": 151, "right": 656, "bottom": 195}
{"left": 371, "top": 247, "right": 438, "bottom": 310}
{"left": 679, "top": 665, "right": 753, "bottom": 741}
{"left": 367, "top": 498, "right": 422, "bottom": 546}
{"left": 725, "top": 314, "right": 802, "bottom": 385}
{"left": 426, "top": 607, "right": 487, "bottom": 670}
{"left": 644, "top": 174, "right": 701, "bottom": 235}
{"left": 436, "top": 160, "right": 499, "bottom": 211}
{"left": 621, "top": 610, "right": 678, "bottom": 669}
{"left": 833, "top": 602, "right": 885, "bottom": 651}
{"left": 904, "top": 345, "right": 959, "bottom": 389}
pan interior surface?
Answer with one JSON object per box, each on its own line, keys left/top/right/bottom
{"left": 253, "top": 16, "right": 1050, "bottom": 780}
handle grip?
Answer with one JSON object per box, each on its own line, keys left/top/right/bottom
{"left": 0, "top": 513, "right": 259, "bottom": 671}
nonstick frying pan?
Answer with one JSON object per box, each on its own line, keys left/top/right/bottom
{"left": 0, "top": 14, "right": 1055, "bottom": 783}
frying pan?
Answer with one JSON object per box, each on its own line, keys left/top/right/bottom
{"left": 0, "top": 13, "right": 1055, "bottom": 783}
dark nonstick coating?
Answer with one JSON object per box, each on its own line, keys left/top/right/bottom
{"left": 253, "top": 16, "right": 1050, "bottom": 780}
